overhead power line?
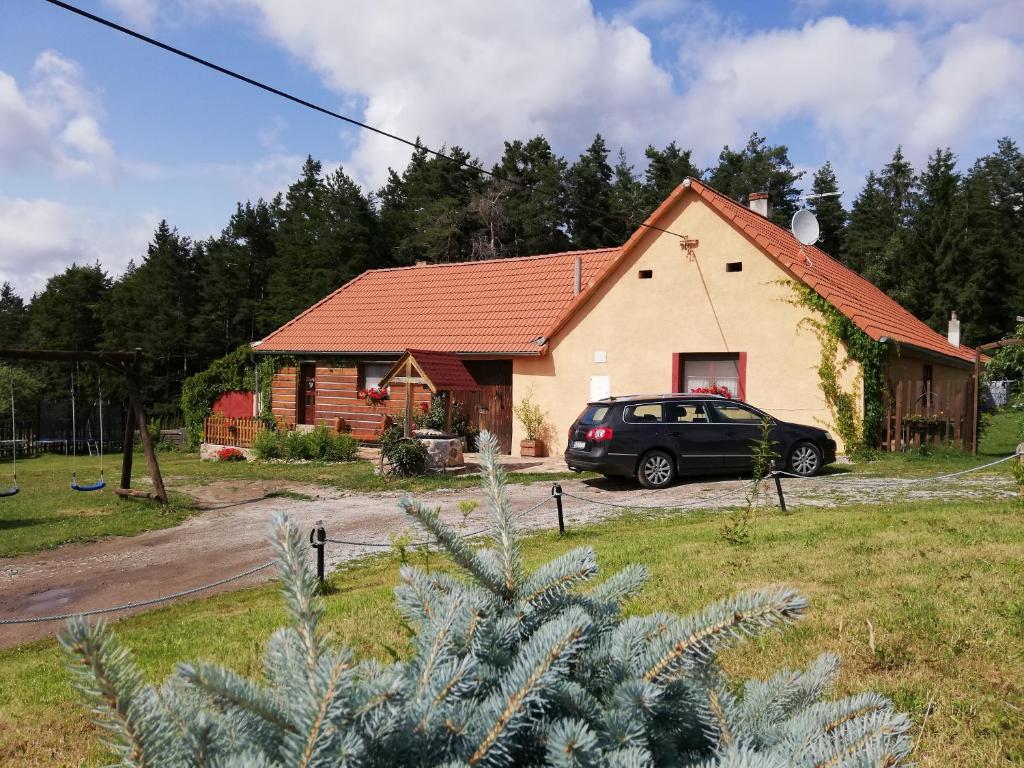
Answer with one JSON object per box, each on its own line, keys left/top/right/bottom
{"left": 42, "top": 0, "right": 690, "bottom": 244}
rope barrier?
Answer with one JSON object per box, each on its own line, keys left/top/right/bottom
{"left": 324, "top": 495, "right": 554, "bottom": 548}
{"left": 558, "top": 483, "right": 749, "bottom": 512}
{"left": 0, "top": 561, "right": 275, "bottom": 625}
{"left": 768, "top": 451, "right": 1021, "bottom": 484}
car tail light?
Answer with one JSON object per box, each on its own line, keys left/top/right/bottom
{"left": 585, "top": 426, "right": 614, "bottom": 442}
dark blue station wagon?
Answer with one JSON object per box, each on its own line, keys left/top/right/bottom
{"left": 564, "top": 394, "right": 837, "bottom": 488}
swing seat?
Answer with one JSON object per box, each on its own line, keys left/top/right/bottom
{"left": 0, "top": 485, "right": 17, "bottom": 498}
{"left": 71, "top": 479, "right": 106, "bottom": 492}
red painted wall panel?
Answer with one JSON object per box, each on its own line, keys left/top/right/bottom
{"left": 212, "top": 390, "right": 255, "bottom": 418}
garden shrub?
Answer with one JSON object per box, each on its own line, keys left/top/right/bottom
{"left": 379, "top": 421, "right": 430, "bottom": 476}
{"left": 388, "top": 437, "right": 429, "bottom": 476}
{"left": 62, "top": 431, "right": 912, "bottom": 767}
{"left": 251, "top": 426, "right": 359, "bottom": 463}
{"left": 252, "top": 428, "right": 282, "bottom": 460}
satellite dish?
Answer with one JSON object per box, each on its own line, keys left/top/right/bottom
{"left": 791, "top": 208, "right": 820, "bottom": 246}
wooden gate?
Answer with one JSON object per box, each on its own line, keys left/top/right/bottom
{"left": 454, "top": 361, "right": 513, "bottom": 454}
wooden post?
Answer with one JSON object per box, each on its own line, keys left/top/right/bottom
{"left": 443, "top": 391, "right": 454, "bottom": 434}
{"left": 972, "top": 349, "right": 981, "bottom": 455}
{"left": 125, "top": 369, "right": 168, "bottom": 504}
{"left": 120, "top": 400, "right": 135, "bottom": 491}
{"left": 404, "top": 359, "right": 413, "bottom": 438}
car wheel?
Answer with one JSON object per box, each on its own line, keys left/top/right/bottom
{"left": 788, "top": 441, "right": 822, "bottom": 477}
{"left": 637, "top": 450, "right": 676, "bottom": 489}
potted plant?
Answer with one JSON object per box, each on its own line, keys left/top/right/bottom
{"left": 513, "top": 390, "right": 548, "bottom": 457}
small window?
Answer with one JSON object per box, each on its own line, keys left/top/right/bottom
{"left": 623, "top": 403, "right": 663, "bottom": 423}
{"left": 664, "top": 402, "right": 710, "bottom": 424}
{"left": 711, "top": 403, "right": 765, "bottom": 424}
{"left": 359, "top": 362, "right": 393, "bottom": 390}
{"left": 726, "top": 262, "right": 742, "bottom": 272}
{"left": 578, "top": 405, "right": 610, "bottom": 425}
{"left": 638, "top": 269, "right": 653, "bottom": 279}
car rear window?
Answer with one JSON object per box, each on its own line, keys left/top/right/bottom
{"left": 577, "top": 405, "right": 611, "bottom": 425}
{"left": 623, "top": 403, "right": 663, "bottom": 423}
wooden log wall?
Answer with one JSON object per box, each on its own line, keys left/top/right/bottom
{"left": 313, "top": 361, "right": 431, "bottom": 441}
{"left": 271, "top": 366, "right": 297, "bottom": 428}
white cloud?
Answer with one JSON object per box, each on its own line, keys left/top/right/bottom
{"left": 221, "top": 0, "right": 677, "bottom": 188}
{"left": 208, "top": 1, "right": 1021, "bottom": 194}
{"left": 0, "top": 198, "right": 158, "bottom": 296}
{"left": 0, "top": 51, "right": 118, "bottom": 180}
{"left": 101, "top": 0, "right": 159, "bottom": 29}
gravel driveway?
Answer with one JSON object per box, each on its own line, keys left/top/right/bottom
{"left": 0, "top": 469, "right": 1016, "bottom": 648}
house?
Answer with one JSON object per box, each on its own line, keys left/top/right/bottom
{"left": 253, "top": 178, "right": 979, "bottom": 456}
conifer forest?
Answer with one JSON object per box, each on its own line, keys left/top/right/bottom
{"left": 1, "top": 132, "right": 1022, "bottom": 419}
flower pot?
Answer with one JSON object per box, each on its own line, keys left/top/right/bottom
{"left": 520, "top": 439, "right": 546, "bottom": 458}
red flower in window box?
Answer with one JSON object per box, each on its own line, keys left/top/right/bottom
{"left": 361, "top": 387, "right": 389, "bottom": 404}
{"left": 690, "top": 385, "right": 732, "bottom": 398}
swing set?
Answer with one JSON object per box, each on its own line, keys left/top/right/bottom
{"left": 0, "top": 348, "right": 167, "bottom": 504}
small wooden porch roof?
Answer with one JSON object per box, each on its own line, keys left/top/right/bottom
{"left": 379, "top": 349, "right": 479, "bottom": 393}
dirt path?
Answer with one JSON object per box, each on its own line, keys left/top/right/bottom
{"left": 0, "top": 471, "right": 1016, "bottom": 648}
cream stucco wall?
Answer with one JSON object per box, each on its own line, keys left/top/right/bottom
{"left": 510, "top": 194, "right": 862, "bottom": 457}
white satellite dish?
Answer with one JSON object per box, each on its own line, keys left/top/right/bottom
{"left": 791, "top": 208, "right": 820, "bottom": 246}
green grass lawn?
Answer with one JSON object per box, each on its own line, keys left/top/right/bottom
{"left": 0, "top": 452, "right": 196, "bottom": 558}
{"left": 1, "top": 409, "right": 1020, "bottom": 558}
{"left": 0, "top": 451, "right": 587, "bottom": 557}
{"left": 1, "top": 497, "right": 1022, "bottom": 766}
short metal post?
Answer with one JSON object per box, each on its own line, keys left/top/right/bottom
{"left": 770, "top": 460, "right": 787, "bottom": 513}
{"left": 552, "top": 483, "right": 565, "bottom": 535}
{"left": 309, "top": 519, "right": 326, "bottom": 585}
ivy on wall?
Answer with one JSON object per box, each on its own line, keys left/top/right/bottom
{"left": 787, "top": 283, "right": 889, "bottom": 457}
{"left": 180, "top": 345, "right": 293, "bottom": 449}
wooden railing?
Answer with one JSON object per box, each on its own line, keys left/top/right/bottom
{"left": 203, "top": 416, "right": 266, "bottom": 448}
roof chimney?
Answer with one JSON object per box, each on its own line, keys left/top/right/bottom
{"left": 573, "top": 255, "right": 582, "bottom": 296}
{"left": 748, "top": 192, "right": 770, "bottom": 218}
{"left": 948, "top": 311, "right": 960, "bottom": 348}
{"left": 414, "top": 260, "right": 427, "bottom": 267}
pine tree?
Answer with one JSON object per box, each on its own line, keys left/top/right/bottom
{"left": 610, "top": 149, "right": 648, "bottom": 240}
{"left": 843, "top": 148, "right": 917, "bottom": 305}
{"left": 951, "top": 163, "right": 1013, "bottom": 345}
{"left": 807, "top": 162, "right": 846, "bottom": 258}
{"left": 196, "top": 200, "right": 278, "bottom": 359}
{"left": 379, "top": 145, "right": 483, "bottom": 265}
{"left": 910, "top": 149, "right": 961, "bottom": 327}
{"left": 490, "top": 136, "right": 571, "bottom": 256}
{"left": 26, "top": 263, "right": 111, "bottom": 353}
{"left": 566, "top": 134, "right": 616, "bottom": 248}
{"left": 62, "top": 433, "right": 911, "bottom": 767}
{"left": 643, "top": 141, "right": 700, "bottom": 212}
{"left": 103, "top": 221, "right": 200, "bottom": 413}
{"left": 973, "top": 138, "right": 1024, "bottom": 322}
{"left": 706, "top": 133, "right": 804, "bottom": 227}
{"left": 0, "top": 282, "right": 28, "bottom": 348}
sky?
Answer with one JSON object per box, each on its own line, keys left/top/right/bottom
{"left": 1, "top": 0, "right": 1022, "bottom": 297}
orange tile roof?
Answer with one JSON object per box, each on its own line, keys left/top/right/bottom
{"left": 257, "top": 179, "right": 975, "bottom": 365}
{"left": 682, "top": 179, "right": 976, "bottom": 364}
{"left": 256, "top": 249, "right": 619, "bottom": 354}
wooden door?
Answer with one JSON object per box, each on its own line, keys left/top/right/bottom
{"left": 455, "top": 360, "right": 513, "bottom": 454}
{"left": 298, "top": 363, "right": 316, "bottom": 425}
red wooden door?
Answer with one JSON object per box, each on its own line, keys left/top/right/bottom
{"left": 455, "top": 361, "right": 513, "bottom": 454}
{"left": 298, "top": 363, "right": 316, "bottom": 424}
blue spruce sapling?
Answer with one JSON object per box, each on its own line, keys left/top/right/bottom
{"left": 61, "top": 431, "right": 911, "bottom": 766}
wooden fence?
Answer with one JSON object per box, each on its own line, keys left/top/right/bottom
{"left": 203, "top": 416, "right": 266, "bottom": 448}
{"left": 881, "top": 376, "right": 974, "bottom": 451}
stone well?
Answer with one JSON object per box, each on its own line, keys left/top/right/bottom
{"left": 413, "top": 429, "right": 464, "bottom": 471}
